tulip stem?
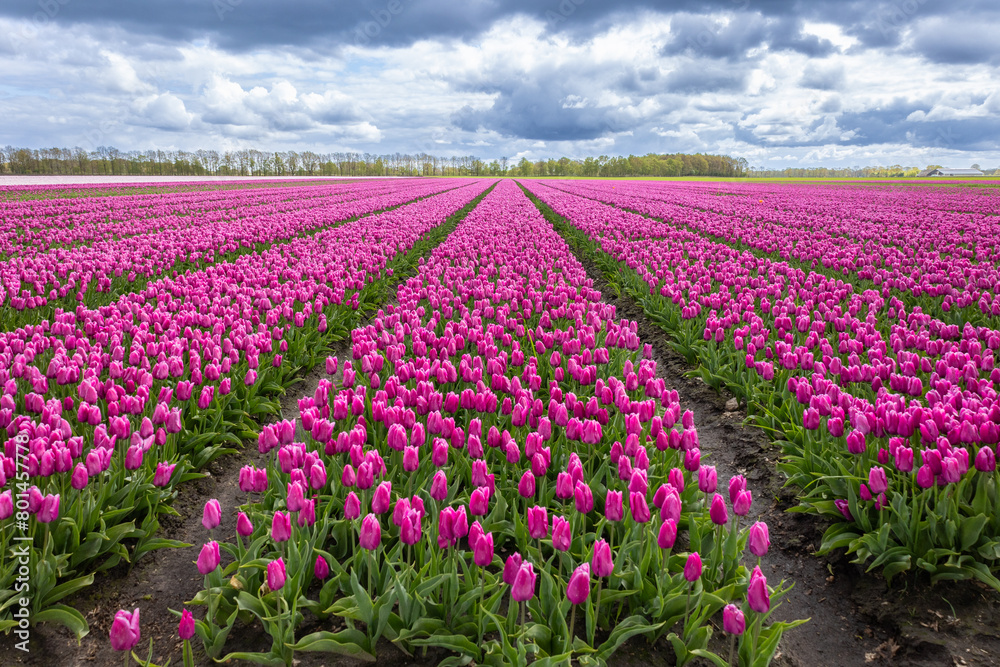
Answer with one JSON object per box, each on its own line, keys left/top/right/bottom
{"left": 683, "top": 583, "right": 692, "bottom": 639}
{"left": 591, "top": 578, "right": 603, "bottom": 644}
{"left": 569, "top": 603, "right": 577, "bottom": 647}
{"left": 478, "top": 566, "right": 486, "bottom": 641}
{"left": 727, "top": 633, "right": 736, "bottom": 666}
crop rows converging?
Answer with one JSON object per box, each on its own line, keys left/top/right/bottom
{"left": 1, "top": 178, "right": 793, "bottom": 667}
{"left": 522, "top": 178, "right": 1000, "bottom": 594}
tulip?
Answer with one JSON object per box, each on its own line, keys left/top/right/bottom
{"left": 360, "top": 514, "right": 381, "bottom": 550}
{"left": 267, "top": 557, "right": 287, "bottom": 591}
{"left": 723, "top": 603, "right": 745, "bottom": 635}
{"left": 503, "top": 552, "right": 523, "bottom": 585}
{"left": 0, "top": 491, "right": 13, "bottom": 520}
{"left": 202, "top": 499, "right": 221, "bottom": 531}
{"left": 527, "top": 505, "right": 549, "bottom": 540}
{"left": 657, "top": 518, "right": 677, "bottom": 549}
{"left": 698, "top": 465, "right": 717, "bottom": 494}
{"left": 109, "top": 608, "right": 141, "bottom": 652}
{"left": 430, "top": 470, "right": 448, "bottom": 501}
{"left": 236, "top": 512, "right": 254, "bottom": 537}
{"left": 298, "top": 499, "right": 316, "bottom": 527}
{"left": 684, "top": 552, "right": 702, "bottom": 582}
{"left": 723, "top": 602, "right": 745, "bottom": 664}
{"left": 566, "top": 562, "right": 590, "bottom": 604}
{"left": 473, "top": 531, "right": 494, "bottom": 567}
{"left": 343, "top": 491, "right": 362, "bottom": 519}
{"left": 37, "top": 494, "right": 60, "bottom": 523}
{"left": 178, "top": 608, "right": 195, "bottom": 640}
{"left": 552, "top": 515, "right": 572, "bottom": 551}
{"left": 868, "top": 466, "right": 888, "bottom": 495}
{"left": 630, "top": 491, "right": 651, "bottom": 523}
{"left": 574, "top": 481, "right": 594, "bottom": 513}
{"left": 728, "top": 474, "right": 747, "bottom": 506}
{"left": 592, "top": 539, "right": 613, "bottom": 577}
{"left": 71, "top": 463, "right": 89, "bottom": 490}
{"left": 153, "top": 462, "right": 176, "bottom": 487}
{"left": 372, "top": 481, "right": 391, "bottom": 514}
{"left": 403, "top": 445, "right": 419, "bottom": 472}
{"left": 709, "top": 493, "right": 728, "bottom": 525}
{"left": 748, "top": 521, "right": 769, "bottom": 558}
{"left": 197, "top": 541, "right": 220, "bottom": 574}
{"left": 605, "top": 489, "right": 624, "bottom": 522}
{"left": 271, "top": 511, "right": 292, "bottom": 542}
{"left": 517, "top": 470, "right": 536, "bottom": 498}
{"left": 733, "top": 489, "right": 752, "bottom": 516}
{"left": 975, "top": 446, "right": 996, "bottom": 472}
{"left": 748, "top": 565, "right": 770, "bottom": 613}
{"left": 470, "top": 486, "right": 489, "bottom": 516}
{"left": 511, "top": 562, "right": 537, "bottom": 602}
{"left": 315, "top": 555, "right": 330, "bottom": 579}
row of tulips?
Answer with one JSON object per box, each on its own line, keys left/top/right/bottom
{"left": 0, "top": 178, "right": 462, "bottom": 329}
{"left": 520, "top": 179, "right": 1000, "bottom": 590}
{"left": 0, "top": 177, "right": 393, "bottom": 254}
{"left": 547, "top": 179, "right": 1000, "bottom": 325}
{"left": 0, "top": 178, "right": 346, "bottom": 204}
{"left": 170, "top": 180, "right": 802, "bottom": 667}
{"left": 0, "top": 180, "right": 495, "bottom": 638}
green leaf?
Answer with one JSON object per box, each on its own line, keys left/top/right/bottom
{"left": 33, "top": 604, "right": 90, "bottom": 641}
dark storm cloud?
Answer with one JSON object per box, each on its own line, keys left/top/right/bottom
{"left": 452, "top": 78, "right": 629, "bottom": 142}
{"left": 660, "top": 13, "right": 834, "bottom": 60}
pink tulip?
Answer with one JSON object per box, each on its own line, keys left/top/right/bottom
{"left": 178, "top": 608, "right": 195, "bottom": 640}
{"left": 748, "top": 521, "right": 770, "bottom": 557}
{"left": 518, "top": 470, "right": 536, "bottom": 498}
{"left": 197, "top": 541, "right": 220, "bottom": 574}
{"left": 552, "top": 515, "right": 572, "bottom": 551}
{"left": 236, "top": 512, "right": 254, "bottom": 537}
{"left": 683, "top": 552, "right": 702, "bottom": 582}
{"left": 37, "top": 494, "right": 60, "bottom": 523}
{"left": 430, "top": 470, "right": 448, "bottom": 501}
{"left": 470, "top": 486, "right": 489, "bottom": 516}
{"left": 592, "top": 539, "right": 613, "bottom": 577}
{"left": 503, "top": 552, "right": 523, "bottom": 585}
{"left": 566, "top": 562, "right": 591, "bottom": 604}
{"left": 723, "top": 604, "right": 745, "bottom": 635}
{"left": 271, "top": 511, "right": 292, "bottom": 542}
{"left": 658, "top": 518, "right": 677, "bottom": 549}
{"left": 109, "top": 608, "right": 141, "bottom": 652}
{"left": 267, "top": 557, "right": 287, "bottom": 591}
{"left": 527, "top": 506, "right": 548, "bottom": 539}
{"left": 511, "top": 562, "right": 537, "bottom": 602}
{"left": 747, "top": 565, "right": 770, "bottom": 613}
{"left": 574, "top": 481, "right": 594, "bottom": 513}
{"left": 360, "top": 514, "right": 381, "bottom": 550}
{"left": 344, "top": 491, "right": 361, "bottom": 520}
{"left": 315, "top": 555, "right": 330, "bottom": 579}
{"left": 473, "top": 531, "right": 494, "bottom": 567}
{"left": 372, "top": 481, "right": 392, "bottom": 514}
{"left": 709, "top": 493, "right": 728, "bottom": 525}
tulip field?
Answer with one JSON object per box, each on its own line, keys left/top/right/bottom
{"left": 1, "top": 175, "right": 999, "bottom": 666}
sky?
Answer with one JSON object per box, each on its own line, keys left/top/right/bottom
{"left": 1, "top": 0, "right": 998, "bottom": 169}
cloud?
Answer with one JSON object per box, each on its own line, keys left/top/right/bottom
{"left": 800, "top": 63, "right": 845, "bottom": 90}
{"left": 133, "top": 93, "right": 194, "bottom": 131}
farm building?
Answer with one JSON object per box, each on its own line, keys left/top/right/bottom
{"left": 917, "top": 167, "right": 985, "bottom": 176}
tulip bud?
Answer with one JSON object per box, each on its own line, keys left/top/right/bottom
{"left": 605, "top": 490, "right": 624, "bottom": 522}
{"left": 473, "top": 531, "right": 494, "bottom": 567}
{"left": 683, "top": 552, "right": 702, "bottom": 582}
{"left": 178, "top": 608, "right": 195, "bottom": 640}
{"left": 503, "top": 552, "right": 523, "bottom": 585}
{"left": 657, "top": 518, "right": 677, "bottom": 549}
{"left": 236, "top": 512, "right": 254, "bottom": 537}
{"left": 747, "top": 566, "right": 770, "bottom": 613}
{"left": 709, "top": 493, "right": 729, "bottom": 525}
{"left": 511, "top": 562, "right": 537, "bottom": 602}
{"left": 359, "top": 514, "right": 381, "bottom": 550}
{"left": 267, "top": 557, "right": 287, "bottom": 591}
{"left": 566, "top": 562, "right": 591, "bottom": 605}
{"left": 271, "top": 511, "right": 292, "bottom": 542}
{"left": 344, "top": 491, "right": 361, "bottom": 520}
{"left": 197, "top": 540, "right": 221, "bottom": 574}
{"left": 723, "top": 604, "right": 745, "bottom": 635}
{"left": 592, "top": 539, "right": 614, "bottom": 577}
{"left": 314, "top": 555, "right": 330, "bottom": 579}
{"left": 747, "top": 521, "right": 769, "bottom": 557}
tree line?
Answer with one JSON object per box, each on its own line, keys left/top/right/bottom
{"left": 0, "top": 146, "right": 749, "bottom": 178}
